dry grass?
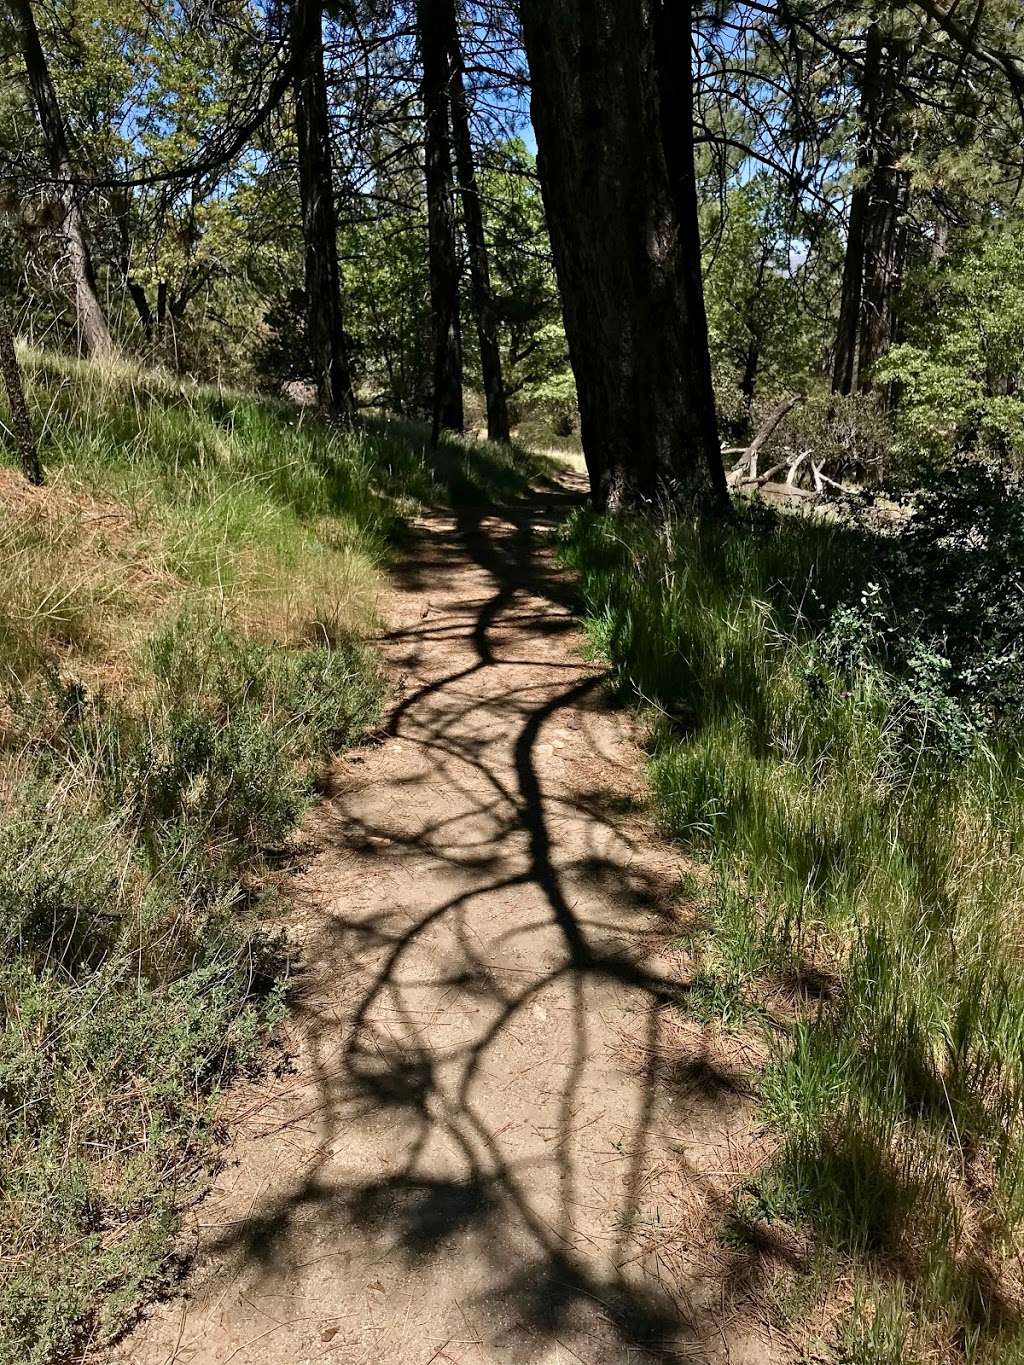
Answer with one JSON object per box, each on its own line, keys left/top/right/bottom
{"left": 0, "top": 468, "right": 178, "bottom": 687}
{"left": 0, "top": 346, "right": 548, "bottom": 1365}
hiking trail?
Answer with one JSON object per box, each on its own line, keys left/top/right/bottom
{"left": 113, "top": 477, "right": 783, "bottom": 1365}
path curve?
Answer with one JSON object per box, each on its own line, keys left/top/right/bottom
{"left": 114, "top": 479, "right": 779, "bottom": 1365}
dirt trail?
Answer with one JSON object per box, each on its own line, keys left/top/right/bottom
{"left": 115, "top": 479, "right": 782, "bottom": 1365}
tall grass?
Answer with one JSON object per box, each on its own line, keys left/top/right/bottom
{"left": 0, "top": 351, "right": 543, "bottom": 1364}
{"left": 561, "top": 501, "right": 1024, "bottom": 1362}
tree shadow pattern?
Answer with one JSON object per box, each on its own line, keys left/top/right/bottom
{"left": 156, "top": 481, "right": 776, "bottom": 1365}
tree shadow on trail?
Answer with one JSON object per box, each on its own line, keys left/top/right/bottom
{"left": 206, "top": 481, "right": 764, "bottom": 1363}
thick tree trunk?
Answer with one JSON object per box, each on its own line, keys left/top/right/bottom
{"left": 832, "top": 21, "right": 909, "bottom": 395}
{"left": 518, "top": 0, "right": 725, "bottom": 512}
{"left": 440, "top": 0, "right": 510, "bottom": 444}
{"left": 292, "top": 0, "right": 355, "bottom": 416}
{"left": 10, "top": 0, "right": 114, "bottom": 361}
{"left": 859, "top": 130, "right": 909, "bottom": 386}
{"left": 0, "top": 305, "right": 43, "bottom": 485}
{"left": 417, "top": 0, "right": 464, "bottom": 442}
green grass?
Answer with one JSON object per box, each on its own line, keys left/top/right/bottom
{"left": 0, "top": 350, "right": 547, "bottom": 1365}
{"left": 560, "top": 501, "right": 1024, "bottom": 1363}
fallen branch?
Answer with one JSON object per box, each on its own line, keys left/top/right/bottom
{"left": 736, "top": 460, "right": 786, "bottom": 487}
{"left": 817, "top": 470, "right": 858, "bottom": 495}
{"left": 786, "top": 449, "right": 811, "bottom": 486}
{"left": 726, "top": 395, "right": 801, "bottom": 483}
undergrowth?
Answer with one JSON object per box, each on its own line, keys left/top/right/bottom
{"left": 0, "top": 350, "right": 544, "bottom": 1364}
{"left": 560, "top": 471, "right": 1024, "bottom": 1363}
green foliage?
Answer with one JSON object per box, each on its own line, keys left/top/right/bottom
{"left": 703, "top": 178, "right": 832, "bottom": 431}
{"left": 340, "top": 207, "right": 433, "bottom": 415}
{"left": 835, "top": 1285, "right": 914, "bottom": 1365}
{"left": 834, "top": 459, "right": 1024, "bottom": 732}
{"left": 761, "top": 392, "right": 892, "bottom": 485}
{"left": 880, "top": 223, "right": 1024, "bottom": 466}
{"left": 560, "top": 489, "right": 1024, "bottom": 1357}
{"left": 479, "top": 141, "right": 575, "bottom": 430}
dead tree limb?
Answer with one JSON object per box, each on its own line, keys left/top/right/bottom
{"left": 727, "top": 395, "right": 800, "bottom": 483}
{"left": 0, "top": 306, "right": 42, "bottom": 485}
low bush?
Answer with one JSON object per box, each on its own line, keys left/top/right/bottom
{"left": 759, "top": 391, "right": 892, "bottom": 485}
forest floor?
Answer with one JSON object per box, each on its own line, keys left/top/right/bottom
{"left": 110, "top": 475, "right": 792, "bottom": 1365}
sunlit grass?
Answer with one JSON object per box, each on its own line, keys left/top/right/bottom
{"left": 561, "top": 503, "right": 1024, "bottom": 1362}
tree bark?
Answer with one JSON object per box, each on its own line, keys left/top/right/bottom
{"left": 126, "top": 279, "right": 155, "bottom": 340}
{"left": 292, "top": 0, "right": 355, "bottom": 416}
{"left": 740, "top": 342, "right": 760, "bottom": 408}
{"left": 440, "top": 0, "right": 510, "bottom": 444}
{"left": 9, "top": 0, "right": 115, "bottom": 360}
{"left": 832, "top": 20, "right": 909, "bottom": 395}
{"left": 417, "top": 0, "right": 464, "bottom": 442}
{"left": 0, "top": 305, "right": 43, "bottom": 485}
{"left": 518, "top": 0, "right": 726, "bottom": 513}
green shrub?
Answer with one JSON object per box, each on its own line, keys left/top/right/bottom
{"left": 879, "top": 223, "right": 1024, "bottom": 467}
{"left": 760, "top": 392, "right": 893, "bottom": 484}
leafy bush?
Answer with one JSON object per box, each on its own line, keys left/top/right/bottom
{"left": 879, "top": 223, "right": 1024, "bottom": 466}
{"left": 828, "top": 458, "right": 1024, "bottom": 739}
{"left": 760, "top": 392, "right": 893, "bottom": 485}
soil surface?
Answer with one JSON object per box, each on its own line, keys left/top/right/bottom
{"left": 112, "top": 479, "right": 787, "bottom": 1365}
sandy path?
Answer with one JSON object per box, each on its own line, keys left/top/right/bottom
{"left": 113, "top": 481, "right": 781, "bottom": 1365}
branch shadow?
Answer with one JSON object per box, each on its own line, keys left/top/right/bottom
{"left": 204, "top": 481, "right": 766, "bottom": 1363}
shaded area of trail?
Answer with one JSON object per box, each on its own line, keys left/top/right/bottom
{"left": 113, "top": 477, "right": 783, "bottom": 1365}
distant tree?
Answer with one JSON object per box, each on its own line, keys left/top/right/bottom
{"left": 832, "top": 17, "right": 911, "bottom": 396}
{"left": 292, "top": 0, "right": 356, "bottom": 415}
{"left": 7, "top": 0, "right": 114, "bottom": 359}
{"left": 478, "top": 141, "right": 574, "bottom": 425}
{"left": 702, "top": 178, "right": 835, "bottom": 426}
{"left": 442, "top": 0, "right": 510, "bottom": 443}
{"left": 879, "top": 221, "right": 1024, "bottom": 465}
{"left": 417, "top": 0, "right": 464, "bottom": 441}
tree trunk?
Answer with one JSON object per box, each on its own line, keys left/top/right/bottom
{"left": 292, "top": 0, "right": 355, "bottom": 416}
{"left": 740, "top": 342, "right": 760, "bottom": 408}
{"left": 9, "top": 0, "right": 115, "bottom": 361}
{"left": 0, "top": 305, "right": 43, "bottom": 485}
{"left": 127, "top": 280, "right": 154, "bottom": 340}
{"left": 859, "top": 112, "right": 910, "bottom": 386}
{"left": 416, "top": 0, "right": 464, "bottom": 442}
{"left": 832, "top": 20, "right": 909, "bottom": 395}
{"left": 440, "top": 0, "right": 510, "bottom": 444}
{"left": 518, "top": 0, "right": 725, "bottom": 512}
